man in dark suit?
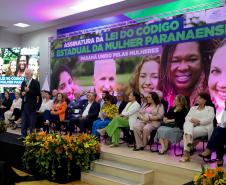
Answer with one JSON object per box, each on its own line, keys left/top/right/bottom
{"left": 68, "top": 92, "right": 100, "bottom": 134}
{"left": 18, "top": 69, "right": 40, "bottom": 139}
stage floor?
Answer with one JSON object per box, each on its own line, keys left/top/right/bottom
{"left": 101, "top": 142, "right": 226, "bottom": 171}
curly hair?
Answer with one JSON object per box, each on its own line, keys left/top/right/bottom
{"left": 159, "top": 41, "right": 214, "bottom": 97}
{"left": 129, "top": 55, "right": 160, "bottom": 94}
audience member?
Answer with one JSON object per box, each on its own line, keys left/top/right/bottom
{"left": 69, "top": 92, "right": 100, "bottom": 134}
{"left": 92, "top": 95, "right": 118, "bottom": 137}
{"left": 4, "top": 90, "right": 22, "bottom": 128}
{"left": 36, "top": 91, "right": 53, "bottom": 130}
{"left": 180, "top": 92, "right": 215, "bottom": 162}
{"left": 199, "top": 101, "right": 226, "bottom": 167}
{"left": 133, "top": 92, "right": 164, "bottom": 151}
{"left": 155, "top": 95, "right": 188, "bottom": 154}
{"left": 98, "top": 91, "right": 140, "bottom": 147}
{"left": 0, "top": 91, "right": 12, "bottom": 119}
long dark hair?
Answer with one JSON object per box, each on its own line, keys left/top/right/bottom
{"left": 51, "top": 64, "right": 73, "bottom": 91}
{"left": 159, "top": 41, "right": 214, "bottom": 97}
{"left": 149, "top": 92, "right": 160, "bottom": 105}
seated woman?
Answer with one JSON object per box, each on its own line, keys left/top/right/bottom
{"left": 180, "top": 92, "right": 215, "bottom": 162}
{"left": 0, "top": 91, "right": 12, "bottom": 119}
{"left": 155, "top": 95, "right": 188, "bottom": 154}
{"left": 92, "top": 95, "right": 118, "bottom": 137}
{"left": 4, "top": 90, "right": 22, "bottom": 128}
{"left": 199, "top": 101, "right": 226, "bottom": 167}
{"left": 133, "top": 92, "right": 164, "bottom": 151}
{"left": 45, "top": 93, "right": 67, "bottom": 132}
{"left": 98, "top": 91, "right": 141, "bottom": 147}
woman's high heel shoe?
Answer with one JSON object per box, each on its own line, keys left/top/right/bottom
{"left": 198, "top": 149, "right": 212, "bottom": 159}
{"left": 179, "top": 151, "right": 190, "bottom": 162}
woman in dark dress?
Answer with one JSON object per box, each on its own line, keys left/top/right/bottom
{"left": 0, "top": 91, "right": 12, "bottom": 119}
{"left": 155, "top": 95, "right": 188, "bottom": 154}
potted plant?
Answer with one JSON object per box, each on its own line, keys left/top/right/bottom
{"left": 194, "top": 165, "right": 226, "bottom": 185}
{"left": 22, "top": 132, "right": 100, "bottom": 183}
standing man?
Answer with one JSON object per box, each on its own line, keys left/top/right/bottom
{"left": 18, "top": 69, "right": 40, "bottom": 139}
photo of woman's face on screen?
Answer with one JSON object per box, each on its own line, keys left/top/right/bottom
{"left": 208, "top": 40, "right": 226, "bottom": 121}
{"left": 169, "top": 42, "right": 202, "bottom": 93}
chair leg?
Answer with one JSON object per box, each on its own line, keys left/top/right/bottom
{"left": 202, "top": 141, "right": 205, "bottom": 152}
{"left": 150, "top": 142, "right": 159, "bottom": 152}
{"left": 174, "top": 142, "right": 183, "bottom": 156}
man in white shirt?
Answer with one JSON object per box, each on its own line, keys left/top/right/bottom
{"left": 36, "top": 91, "right": 53, "bottom": 129}
{"left": 68, "top": 92, "right": 100, "bottom": 134}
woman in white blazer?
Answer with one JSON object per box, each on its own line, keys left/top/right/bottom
{"left": 98, "top": 91, "right": 141, "bottom": 147}
{"left": 180, "top": 92, "right": 215, "bottom": 162}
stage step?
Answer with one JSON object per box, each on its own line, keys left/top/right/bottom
{"left": 81, "top": 171, "right": 144, "bottom": 185}
{"left": 92, "top": 159, "right": 153, "bottom": 184}
{"left": 81, "top": 157, "right": 154, "bottom": 185}
{"left": 100, "top": 151, "right": 198, "bottom": 185}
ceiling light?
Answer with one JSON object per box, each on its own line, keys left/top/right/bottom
{"left": 14, "top": 23, "right": 30, "bottom": 28}
{"left": 70, "top": 0, "right": 125, "bottom": 14}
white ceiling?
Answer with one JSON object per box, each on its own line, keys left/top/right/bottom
{"left": 0, "top": 0, "right": 172, "bottom": 34}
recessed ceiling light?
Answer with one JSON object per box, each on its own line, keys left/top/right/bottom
{"left": 14, "top": 23, "right": 30, "bottom": 28}
{"left": 70, "top": 0, "right": 125, "bottom": 13}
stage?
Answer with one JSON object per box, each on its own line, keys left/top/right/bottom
{"left": 2, "top": 129, "right": 226, "bottom": 185}
{"left": 82, "top": 142, "right": 226, "bottom": 185}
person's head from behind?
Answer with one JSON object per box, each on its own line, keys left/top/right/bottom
{"left": 197, "top": 92, "right": 211, "bottom": 107}
{"left": 174, "top": 95, "right": 188, "bottom": 109}
{"left": 160, "top": 41, "right": 211, "bottom": 96}
{"left": 18, "top": 55, "right": 28, "bottom": 71}
{"left": 208, "top": 39, "right": 226, "bottom": 109}
{"left": 130, "top": 55, "right": 160, "bottom": 97}
{"left": 93, "top": 59, "right": 116, "bottom": 100}
{"left": 28, "top": 56, "right": 39, "bottom": 78}
{"left": 51, "top": 64, "right": 78, "bottom": 100}
{"left": 25, "top": 68, "right": 33, "bottom": 80}
{"left": 146, "top": 92, "right": 160, "bottom": 106}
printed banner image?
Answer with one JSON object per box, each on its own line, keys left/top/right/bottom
{"left": 50, "top": 54, "right": 161, "bottom": 101}
{"left": 51, "top": 12, "right": 226, "bottom": 123}
{"left": 0, "top": 47, "right": 40, "bottom": 92}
